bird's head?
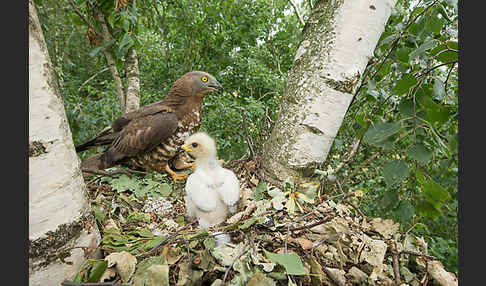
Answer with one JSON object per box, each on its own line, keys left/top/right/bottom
{"left": 173, "top": 71, "right": 223, "bottom": 98}
{"left": 180, "top": 132, "right": 217, "bottom": 160}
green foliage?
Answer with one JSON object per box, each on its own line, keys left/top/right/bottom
{"left": 325, "top": 0, "right": 458, "bottom": 274}
{"left": 102, "top": 172, "right": 172, "bottom": 198}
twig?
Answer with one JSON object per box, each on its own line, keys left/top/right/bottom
{"left": 391, "top": 241, "right": 402, "bottom": 285}
{"left": 77, "top": 67, "right": 110, "bottom": 93}
{"left": 287, "top": 217, "right": 331, "bottom": 232}
{"left": 82, "top": 168, "right": 133, "bottom": 177}
{"left": 322, "top": 265, "right": 345, "bottom": 286}
{"left": 61, "top": 282, "right": 130, "bottom": 286}
{"left": 415, "top": 60, "right": 458, "bottom": 78}
{"left": 138, "top": 222, "right": 196, "bottom": 257}
{"left": 444, "top": 62, "right": 456, "bottom": 95}
{"left": 181, "top": 236, "right": 193, "bottom": 283}
{"left": 400, "top": 250, "right": 435, "bottom": 260}
{"left": 288, "top": 0, "right": 305, "bottom": 26}
{"left": 284, "top": 222, "right": 291, "bottom": 253}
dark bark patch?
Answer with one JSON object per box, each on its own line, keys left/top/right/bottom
{"left": 29, "top": 212, "right": 94, "bottom": 269}
{"left": 29, "top": 141, "right": 47, "bottom": 157}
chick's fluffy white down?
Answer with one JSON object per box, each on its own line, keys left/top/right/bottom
{"left": 185, "top": 165, "right": 239, "bottom": 228}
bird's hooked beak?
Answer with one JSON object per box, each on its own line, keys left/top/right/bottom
{"left": 180, "top": 145, "right": 196, "bottom": 160}
{"left": 180, "top": 145, "right": 193, "bottom": 153}
{"left": 207, "top": 79, "right": 223, "bottom": 93}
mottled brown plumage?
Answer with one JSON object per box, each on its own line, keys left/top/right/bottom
{"left": 76, "top": 71, "right": 223, "bottom": 182}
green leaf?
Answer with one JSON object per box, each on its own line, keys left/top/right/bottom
{"left": 119, "top": 33, "right": 134, "bottom": 52}
{"left": 89, "top": 46, "right": 103, "bottom": 58}
{"left": 416, "top": 200, "right": 441, "bottom": 218}
{"left": 87, "top": 260, "right": 108, "bottom": 282}
{"left": 409, "top": 39, "right": 437, "bottom": 59}
{"left": 381, "top": 191, "right": 399, "bottom": 210}
{"left": 427, "top": 107, "right": 450, "bottom": 125}
{"left": 107, "top": 175, "right": 141, "bottom": 193}
{"left": 395, "top": 200, "right": 415, "bottom": 222}
{"left": 395, "top": 47, "right": 411, "bottom": 63}
{"left": 140, "top": 236, "right": 166, "bottom": 252}
{"left": 436, "top": 50, "right": 458, "bottom": 63}
{"left": 425, "top": 15, "right": 445, "bottom": 34}
{"left": 264, "top": 250, "right": 306, "bottom": 275}
{"left": 392, "top": 74, "right": 418, "bottom": 95}
{"left": 382, "top": 160, "right": 410, "bottom": 186}
{"left": 398, "top": 99, "right": 414, "bottom": 117}
{"left": 363, "top": 121, "right": 402, "bottom": 146}
{"left": 407, "top": 144, "right": 433, "bottom": 164}
{"left": 446, "top": 40, "right": 458, "bottom": 50}
{"left": 422, "top": 178, "right": 451, "bottom": 203}
{"left": 253, "top": 181, "right": 266, "bottom": 201}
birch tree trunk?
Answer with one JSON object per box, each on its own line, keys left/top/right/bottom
{"left": 262, "top": 0, "right": 397, "bottom": 183}
{"left": 124, "top": 46, "right": 141, "bottom": 112}
{"left": 29, "top": 1, "right": 100, "bottom": 285}
{"left": 124, "top": 0, "right": 141, "bottom": 113}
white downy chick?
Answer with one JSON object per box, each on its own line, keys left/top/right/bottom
{"left": 181, "top": 132, "right": 240, "bottom": 245}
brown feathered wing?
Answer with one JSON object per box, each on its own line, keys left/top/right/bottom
{"left": 81, "top": 110, "right": 178, "bottom": 170}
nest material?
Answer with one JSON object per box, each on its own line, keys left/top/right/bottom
{"left": 81, "top": 157, "right": 458, "bottom": 286}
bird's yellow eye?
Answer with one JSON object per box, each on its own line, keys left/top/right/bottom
{"left": 201, "top": 76, "right": 208, "bottom": 82}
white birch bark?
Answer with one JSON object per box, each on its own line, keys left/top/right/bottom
{"left": 124, "top": 47, "right": 141, "bottom": 113}
{"left": 262, "top": 0, "right": 397, "bottom": 183}
{"left": 29, "top": 1, "right": 100, "bottom": 284}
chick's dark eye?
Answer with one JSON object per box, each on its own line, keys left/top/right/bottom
{"left": 191, "top": 143, "right": 198, "bottom": 148}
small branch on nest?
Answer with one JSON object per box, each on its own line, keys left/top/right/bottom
{"left": 138, "top": 222, "right": 196, "bottom": 257}
{"left": 400, "top": 250, "right": 435, "bottom": 260}
{"left": 284, "top": 222, "right": 291, "bottom": 253}
{"left": 61, "top": 281, "right": 130, "bottom": 286}
{"left": 181, "top": 236, "right": 194, "bottom": 284}
{"left": 82, "top": 168, "right": 134, "bottom": 177}
{"left": 391, "top": 241, "right": 402, "bottom": 285}
{"left": 322, "top": 265, "right": 345, "bottom": 286}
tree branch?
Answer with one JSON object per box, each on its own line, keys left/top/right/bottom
{"left": 288, "top": 0, "right": 305, "bottom": 26}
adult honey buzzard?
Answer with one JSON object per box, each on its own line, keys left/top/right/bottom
{"left": 76, "top": 71, "right": 223, "bottom": 182}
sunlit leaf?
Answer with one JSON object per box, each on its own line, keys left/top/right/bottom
{"left": 264, "top": 250, "right": 306, "bottom": 275}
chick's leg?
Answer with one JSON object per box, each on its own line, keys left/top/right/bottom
{"left": 165, "top": 164, "right": 188, "bottom": 183}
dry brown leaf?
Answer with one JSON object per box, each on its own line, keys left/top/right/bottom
{"left": 370, "top": 218, "right": 399, "bottom": 239}
{"left": 99, "top": 267, "right": 117, "bottom": 282}
{"left": 346, "top": 266, "right": 368, "bottom": 284}
{"left": 105, "top": 251, "right": 137, "bottom": 283}
{"left": 360, "top": 235, "right": 387, "bottom": 267}
{"left": 416, "top": 257, "right": 458, "bottom": 286}
{"left": 290, "top": 237, "right": 314, "bottom": 250}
